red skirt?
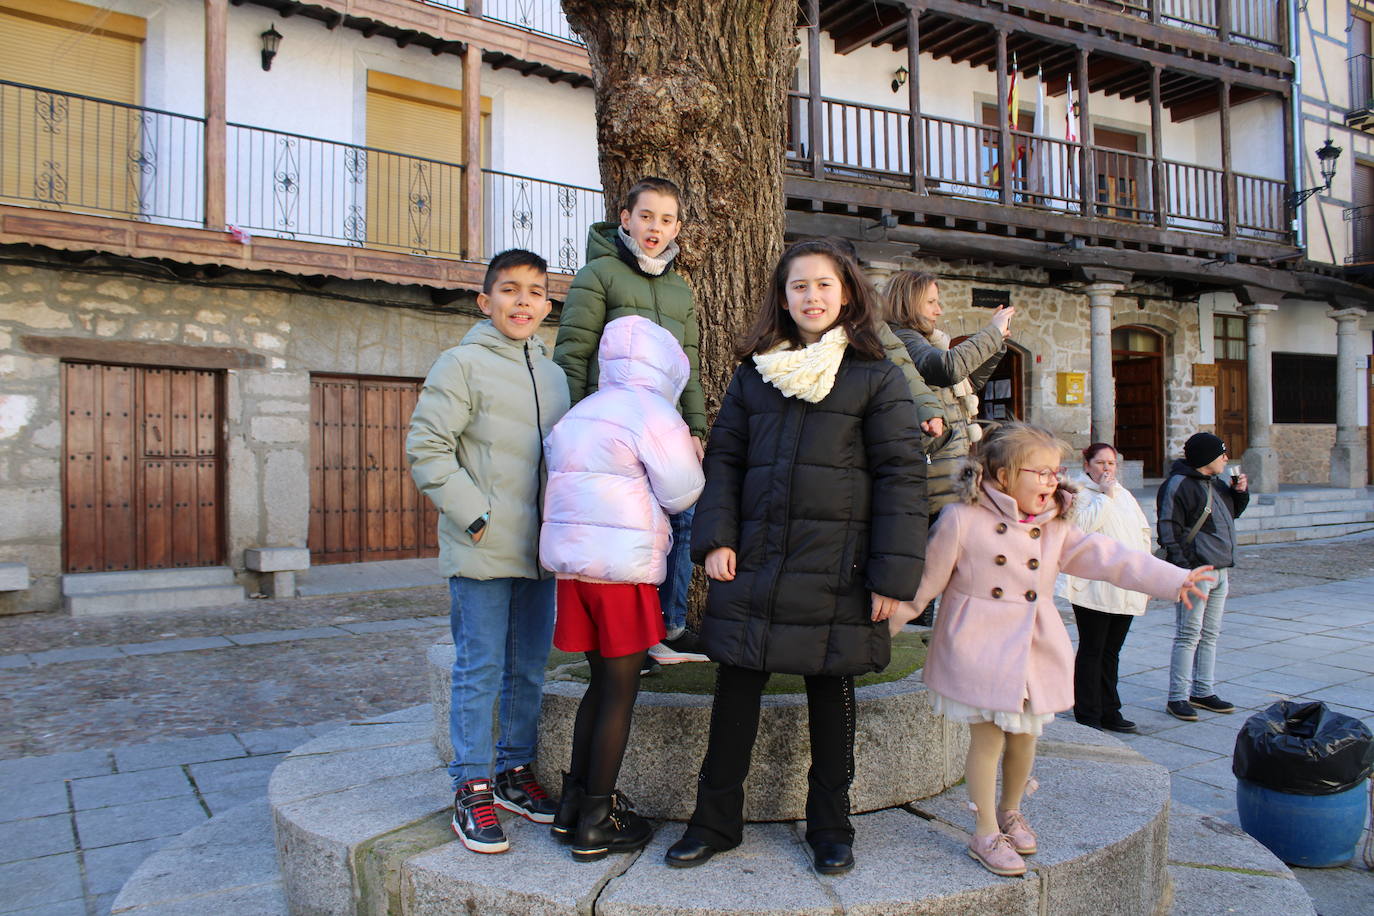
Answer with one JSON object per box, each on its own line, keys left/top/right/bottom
{"left": 554, "top": 579, "right": 665, "bottom": 658}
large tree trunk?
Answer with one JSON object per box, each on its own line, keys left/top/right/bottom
{"left": 562, "top": 0, "right": 795, "bottom": 415}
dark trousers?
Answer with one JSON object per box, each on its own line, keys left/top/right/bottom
{"left": 685, "top": 664, "right": 856, "bottom": 850}
{"left": 1072, "top": 604, "right": 1134, "bottom": 726}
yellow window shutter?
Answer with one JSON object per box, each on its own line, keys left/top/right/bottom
{"left": 0, "top": 1, "right": 143, "bottom": 102}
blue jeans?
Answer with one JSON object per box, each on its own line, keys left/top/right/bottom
{"left": 447, "top": 576, "right": 556, "bottom": 788}
{"left": 1168, "top": 568, "right": 1229, "bottom": 702}
{"left": 657, "top": 505, "right": 694, "bottom": 634}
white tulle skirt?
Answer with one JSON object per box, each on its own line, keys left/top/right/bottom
{"left": 931, "top": 691, "right": 1056, "bottom": 737}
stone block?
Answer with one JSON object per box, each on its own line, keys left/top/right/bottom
{"left": 1167, "top": 862, "right": 1315, "bottom": 916}
{"left": 113, "top": 734, "right": 247, "bottom": 772}
{"left": 263, "top": 449, "right": 308, "bottom": 545}
{"left": 188, "top": 754, "right": 284, "bottom": 796}
{"left": 83, "top": 837, "right": 166, "bottom": 896}
{"left": 269, "top": 728, "right": 435, "bottom": 806}
{"left": 249, "top": 416, "right": 308, "bottom": 444}
{"left": 75, "top": 795, "right": 209, "bottom": 848}
{"left": 0, "top": 811, "right": 77, "bottom": 863}
{"left": 428, "top": 643, "right": 967, "bottom": 821}
{"left": 0, "top": 748, "right": 113, "bottom": 787}
{"left": 71, "top": 766, "right": 196, "bottom": 811}
{"left": 0, "top": 851, "right": 83, "bottom": 911}
{"left": 0, "top": 779, "right": 68, "bottom": 822}
{"left": 273, "top": 767, "right": 450, "bottom": 916}
{"left": 404, "top": 816, "right": 628, "bottom": 916}
{"left": 112, "top": 799, "right": 286, "bottom": 914}
{"left": 244, "top": 547, "right": 310, "bottom": 572}
{"left": 1167, "top": 804, "right": 1294, "bottom": 874}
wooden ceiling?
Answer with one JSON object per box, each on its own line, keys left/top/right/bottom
{"left": 810, "top": 0, "right": 1278, "bottom": 121}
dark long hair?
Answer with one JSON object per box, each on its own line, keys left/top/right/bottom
{"left": 735, "top": 239, "right": 886, "bottom": 361}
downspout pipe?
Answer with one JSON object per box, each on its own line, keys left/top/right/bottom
{"left": 1290, "top": 0, "right": 1305, "bottom": 251}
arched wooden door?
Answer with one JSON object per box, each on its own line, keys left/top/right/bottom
{"left": 1112, "top": 326, "right": 1164, "bottom": 476}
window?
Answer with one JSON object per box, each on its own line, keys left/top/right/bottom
{"left": 1271, "top": 353, "right": 1336, "bottom": 423}
{"left": 1213, "top": 314, "right": 1246, "bottom": 361}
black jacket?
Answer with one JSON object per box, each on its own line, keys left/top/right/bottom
{"left": 691, "top": 353, "right": 928, "bottom": 677}
{"left": 1156, "top": 459, "right": 1249, "bottom": 569}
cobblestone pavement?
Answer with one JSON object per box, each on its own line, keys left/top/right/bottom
{"left": 0, "top": 533, "right": 1371, "bottom": 915}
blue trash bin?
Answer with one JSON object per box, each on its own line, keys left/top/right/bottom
{"left": 1232, "top": 701, "right": 1374, "bottom": 869}
{"left": 1236, "top": 777, "right": 1370, "bottom": 867}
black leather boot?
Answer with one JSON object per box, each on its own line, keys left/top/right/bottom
{"left": 570, "top": 791, "right": 653, "bottom": 862}
{"left": 550, "top": 772, "right": 584, "bottom": 844}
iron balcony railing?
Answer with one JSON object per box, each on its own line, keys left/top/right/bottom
{"left": 0, "top": 79, "right": 204, "bottom": 226}
{"left": 1349, "top": 54, "right": 1374, "bottom": 115}
{"left": 1345, "top": 205, "right": 1374, "bottom": 266}
{"left": 419, "top": 0, "right": 583, "bottom": 45}
{"left": 483, "top": 169, "right": 601, "bottom": 272}
{"left": 785, "top": 92, "right": 1292, "bottom": 243}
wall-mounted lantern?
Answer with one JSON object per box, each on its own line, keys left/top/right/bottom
{"left": 1288, "top": 138, "right": 1343, "bottom": 208}
{"left": 891, "top": 66, "right": 908, "bottom": 93}
{"left": 261, "top": 25, "right": 283, "bottom": 72}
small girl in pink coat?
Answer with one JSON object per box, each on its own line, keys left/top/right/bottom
{"left": 882, "top": 423, "right": 1212, "bottom": 877}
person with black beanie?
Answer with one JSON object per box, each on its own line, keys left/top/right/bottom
{"left": 1156, "top": 432, "right": 1249, "bottom": 722}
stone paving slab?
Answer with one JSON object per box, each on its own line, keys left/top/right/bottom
{"left": 71, "top": 766, "right": 196, "bottom": 810}
{"left": 114, "top": 735, "right": 246, "bottom": 773}
{"left": 74, "top": 795, "right": 209, "bottom": 849}
{"left": 0, "top": 749, "right": 113, "bottom": 787}
{"left": 0, "top": 812, "right": 76, "bottom": 864}
{"left": 0, "top": 851, "right": 84, "bottom": 912}
{"left": 0, "top": 780, "right": 70, "bottom": 823}
{"left": 119, "top": 636, "right": 235, "bottom": 656}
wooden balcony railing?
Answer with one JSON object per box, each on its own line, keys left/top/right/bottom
{"left": 1100, "top": 0, "right": 1284, "bottom": 51}
{"left": 419, "top": 0, "right": 583, "bottom": 45}
{"left": 0, "top": 80, "right": 204, "bottom": 226}
{"left": 786, "top": 91, "right": 1292, "bottom": 243}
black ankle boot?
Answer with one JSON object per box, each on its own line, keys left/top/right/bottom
{"left": 550, "top": 772, "right": 584, "bottom": 844}
{"left": 570, "top": 791, "right": 653, "bottom": 862}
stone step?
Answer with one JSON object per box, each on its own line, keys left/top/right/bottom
{"left": 427, "top": 643, "right": 967, "bottom": 820}
{"left": 62, "top": 566, "right": 244, "bottom": 615}
{"left": 258, "top": 708, "right": 1316, "bottom": 916}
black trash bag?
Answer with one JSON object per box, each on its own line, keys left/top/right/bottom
{"left": 1232, "top": 700, "right": 1374, "bottom": 796}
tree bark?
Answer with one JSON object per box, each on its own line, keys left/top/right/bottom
{"left": 562, "top": 0, "right": 795, "bottom": 416}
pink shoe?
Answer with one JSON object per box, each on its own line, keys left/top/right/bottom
{"left": 967, "top": 831, "right": 1027, "bottom": 877}
{"left": 996, "top": 809, "right": 1037, "bottom": 855}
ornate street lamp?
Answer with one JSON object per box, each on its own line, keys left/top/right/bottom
{"left": 1288, "top": 139, "right": 1343, "bottom": 209}
{"left": 261, "top": 25, "right": 283, "bottom": 72}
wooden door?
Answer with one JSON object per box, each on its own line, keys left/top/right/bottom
{"left": 1094, "top": 127, "right": 1145, "bottom": 220}
{"left": 1111, "top": 327, "right": 1164, "bottom": 476}
{"left": 1215, "top": 363, "right": 1248, "bottom": 460}
{"left": 309, "top": 375, "right": 439, "bottom": 565}
{"left": 63, "top": 362, "right": 223, "bottom": 573}
{"left": 1353, "top": 162, "right": 1374, "bottom": 264}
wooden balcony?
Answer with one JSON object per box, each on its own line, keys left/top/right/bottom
{"left": 230, "top": 0, "right": 591, "bottom": 86}
{"left": 1348, "top": 54, "right": 1374, "bottom": 131}
{"left": 1346, "top": 205, "right": 1374, "bottom": 267}
{"left": 784, "top": 92, "right": 1292, "bottom": 257}
{"left": 0, "top": 81, "right": 597, "bottom": 297}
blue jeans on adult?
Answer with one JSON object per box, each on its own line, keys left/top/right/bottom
{"left": 447, "top": 576, "right": 556, "bottom": 789}
{"left": 1168, "top": 567, "right": 1229, "bottom": 702}
{"left": 657, "top": 504, "right": 694, "bottom": 634}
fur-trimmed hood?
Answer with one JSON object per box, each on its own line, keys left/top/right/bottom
{"left": 951, "top": 456, "right": 1078, "bottom": 519}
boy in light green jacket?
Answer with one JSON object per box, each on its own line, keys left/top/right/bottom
{"left": 407, "top": 249, "right": 570, "bottom": 855}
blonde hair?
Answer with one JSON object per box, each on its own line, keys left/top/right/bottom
{"left": 973, "top": 422, "right": 1074, "bottom": 514}
{"left": 884, "top": 270, "right": 939, "bottom": 336}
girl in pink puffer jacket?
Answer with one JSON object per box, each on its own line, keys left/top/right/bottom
{"left": 539, "top": 315, "right": 704, "bottom": 862}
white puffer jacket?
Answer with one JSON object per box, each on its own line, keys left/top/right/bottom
{"left": 540, "top": 316, "right": 704, "bottom": 585}
{"left": 1055, "top": 475, "right": 1154, "bottom": 616}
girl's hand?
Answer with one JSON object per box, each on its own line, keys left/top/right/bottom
{"left": 921, "top": 417, "right": 945, "bottom": 437}
{"left": 692, "top": 436, "right": 705, "bottom": 463}
{"left": 1177, "top": 565, "right": 1216, "bottom": 609}
{"left": 704, "top": 547, "right": 736, "bottom": 582}
{"left": 870, "top": 593, "right": 900, "bottom": 622}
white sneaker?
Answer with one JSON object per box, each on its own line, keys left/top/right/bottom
{"left": 646, "top": 642, "right": 709, "bottom": 664}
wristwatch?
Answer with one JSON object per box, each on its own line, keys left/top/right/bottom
{"left": 466, "top": 512, "right": 489, "bottom": 537}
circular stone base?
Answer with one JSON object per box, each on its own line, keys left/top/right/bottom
{"left": 426, "top": 642, "right": 968, "bottom": 820}
{"left": 262, "top": 710, "right": 1234, "bottom": 916}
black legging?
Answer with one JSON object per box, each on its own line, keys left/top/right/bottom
{"left": 685, "top": 664, "right": 856, "bottom": 849}
{"left": 568, "top": 650, "right": 645, "bottom": 797}
{"left": 1072, "top": 604, "right": 1134, "bottom": 726}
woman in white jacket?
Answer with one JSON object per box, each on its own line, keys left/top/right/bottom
{"left": 1056, "top": 443, "right": 1152, "bottom": 734}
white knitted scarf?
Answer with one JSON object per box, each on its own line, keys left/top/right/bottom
{"left": 753, "top": 326, "right": 848, "bottom": 403}
{"left": 617, "top": 225, "right": 679, "bottom": 276}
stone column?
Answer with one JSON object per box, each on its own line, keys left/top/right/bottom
{"left": 1238, "top": 301, "right": 1279, "bottom": 492}
{"left": 1085, "top": 282, "right": 1124, "bottom": 445}
{"left": 1328, "top": 307, "right": 1367, "bottom": 488}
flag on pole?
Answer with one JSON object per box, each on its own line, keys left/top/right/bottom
{"left": 990, "top": 54, "right": 1020, "bottom": 184}
{"left": 1065, "top": 73, "right": 1078, "bottom": 143}
{"left": 1031, "top": 67, "right": 1047, "bottom": 194}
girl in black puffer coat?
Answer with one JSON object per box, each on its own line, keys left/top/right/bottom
{"left": 664, "top": 239, "right": 927, "bottom": 876}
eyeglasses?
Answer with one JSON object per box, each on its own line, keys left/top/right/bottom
{"left": 1018, "top": 466, "right": 1067, "bottom": 485}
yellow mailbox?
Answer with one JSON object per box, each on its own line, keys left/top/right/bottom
{"left": 1056, "top": 371, "right": 1085, "bottom": 405}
